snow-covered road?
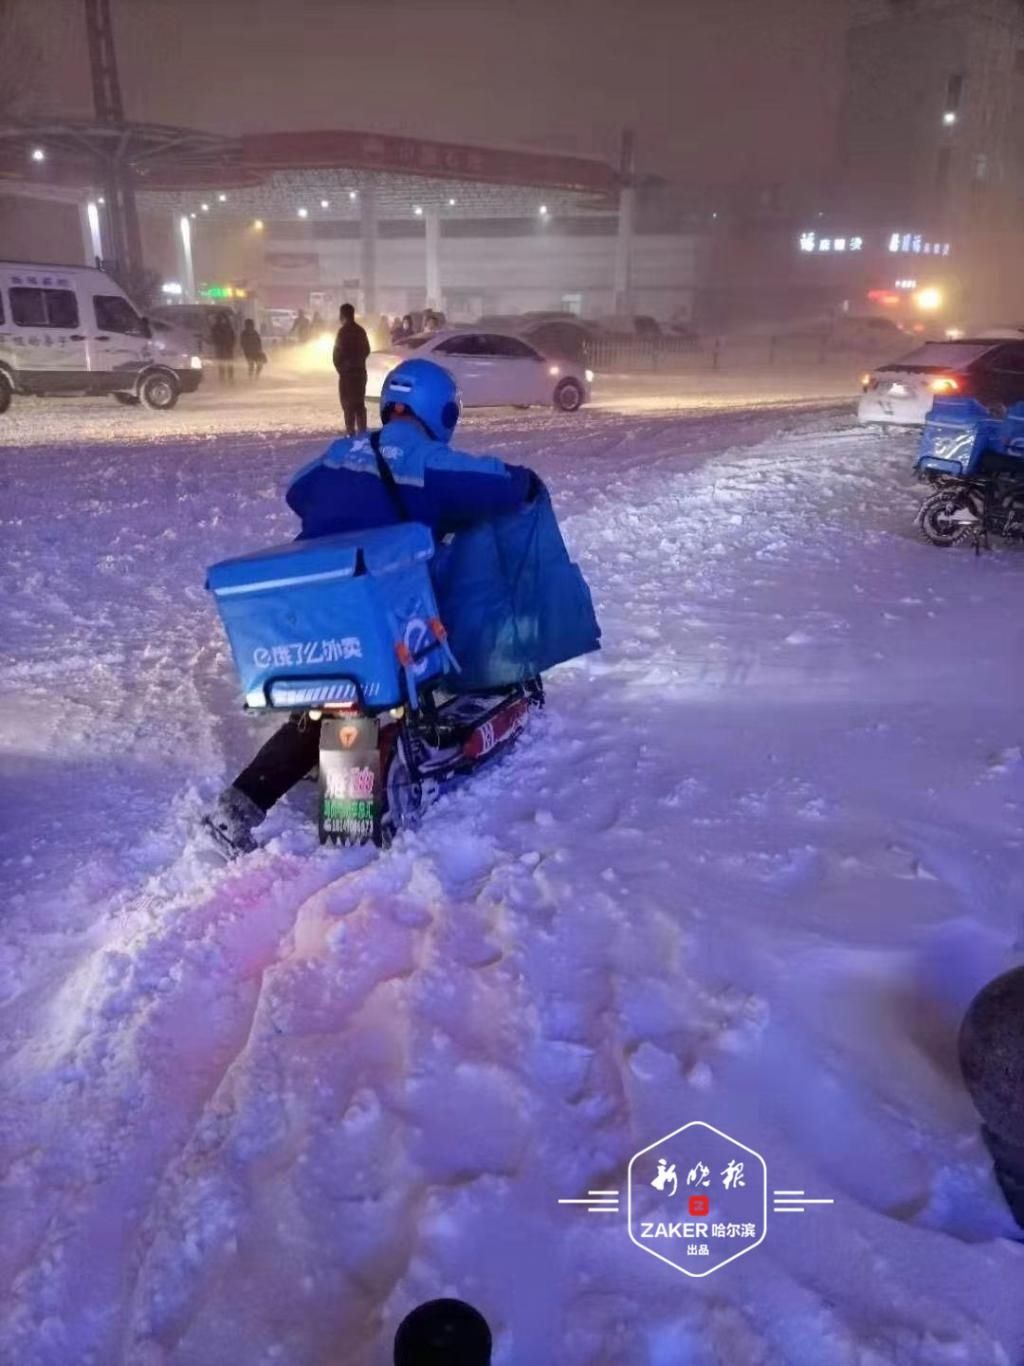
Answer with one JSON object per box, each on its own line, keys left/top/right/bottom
{"left": 2, "top": 391, "right": 1024, "bottom": 1365}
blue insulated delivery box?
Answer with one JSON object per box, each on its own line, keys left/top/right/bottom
{"left": 917, "top": 397, "right": 1003, "bottom": 478}
{"left": 207, "top": 523, "right": 447, "bottom": 710}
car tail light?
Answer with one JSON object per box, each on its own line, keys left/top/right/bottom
{"left": 930, "top": 376, "right": 960, "bottom": 395}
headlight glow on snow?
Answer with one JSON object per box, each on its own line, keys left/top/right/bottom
{"left": 549, "top": 365, "right": 561, "bottom": 376}
{"left": 914, "top": 286, "right": 943, "bottom": 312}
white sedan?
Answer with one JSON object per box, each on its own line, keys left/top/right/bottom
{"left": 367, "top": 329, "right": 593, "bottom": 412}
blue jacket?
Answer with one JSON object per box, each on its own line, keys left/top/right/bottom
{"left": 286, "top": 420, "right": 532, "bottom": 539}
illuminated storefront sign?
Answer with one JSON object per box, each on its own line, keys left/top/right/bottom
{"left": 799, "top": 232, "right": 864, "bottom": 254}
{"left": 798, "top": 231, "right": 951, "bottom": 257}
{"left": 888, "top": 232, "right": 950, "bottom": 256}
{"left": 200, "top": 284, "right": 248, "bottom": 300}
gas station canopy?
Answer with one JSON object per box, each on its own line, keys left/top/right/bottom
{"left": 0, "top": 120, "right": 622, "bottom": 219}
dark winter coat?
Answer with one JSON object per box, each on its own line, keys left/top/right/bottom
{"left": 240, "top": 324, "right": 264, "bottom": 361}
{"left": 332, "top": 320, "right": 371, "bottom": 377}
{"left": 211, "top": 317, "right": 236, "bottom": 360}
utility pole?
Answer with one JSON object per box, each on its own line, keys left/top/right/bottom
{"left": 84, "top": 0, "right": 144, "bottom": 283}
{"left": 613, "top": 128, "right": 636, "bottom": 316}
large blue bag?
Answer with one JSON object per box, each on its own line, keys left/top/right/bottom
{"left": 430, "top": 487, "right": 601, "bottom": 691}
{"left": 207, "top": 523, "right": 449, "bottom": 710}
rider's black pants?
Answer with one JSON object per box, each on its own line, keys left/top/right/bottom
{"left": 233, "top": 714, "right": 322, "bottom": 813}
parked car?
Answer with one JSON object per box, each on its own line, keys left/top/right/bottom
{"left": 518, "top": 318, "right": 597, "bottom": 364}
{"left": 829, "top": 314, "right": 911, "bottom": 352}
{"left": 0, "top": 261, "right": 203, "bottom": 413}
{"left": 474, "top": 313, "right": 597, "bottom": 363}
{"left": 260, "top": 308, "right": 299, "bottom": 342}
{"left": 148, "top": 314, "right": 198, "bottom": 359}
{"left": 150, "top": 303, "right": 240, "bottom": 356}
{"left": 593, "top": 314, "right": 660, "bottom": 338}
{"left": 367, "top": 329, "right": 593, "bottom": 412}
{"left": 592, "top": 313, "right": 702, "bottom": 350}
{"left": 858, "top": 338, "right": 1024, "bottom": 428}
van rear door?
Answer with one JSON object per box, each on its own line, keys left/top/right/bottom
{"left": 6, "top": 270, "right": 89, "bottom": 391}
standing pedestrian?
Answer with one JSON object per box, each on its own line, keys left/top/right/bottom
{"left": 291, "top": 309, "right": 311, "bottom": 346}
{"left": 211, "top": 310, "right": 237, "bottom": 384}
{"left": 332, "top": 301, "right": 370, "bottom": 436}
{"left": 240, "top": 318, "right": 266, "bottom": 380}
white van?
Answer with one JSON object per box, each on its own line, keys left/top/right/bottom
{"left": 0, "top": 261, "right": 203, "bottom": 414}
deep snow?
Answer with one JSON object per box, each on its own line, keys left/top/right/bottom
{"left": 2, "top": 382, "right": 1024, "bottom": 1365}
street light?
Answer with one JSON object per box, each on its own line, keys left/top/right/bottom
{"left": 320, "top": 198, "right": 330, "bottom": 209}
{"left": 252, "top": 219, "right": 264, "bottom": 231}
{"left": 201, "top": 202, "right": 209, "bottom": 212}
{"left": 538, "top": 204, "right": 549, "bottom": 217}
{"left": 943, "top": 110, "right": 957, "bottom": 126}
{"left": 348, "top": 189, "right": 358, "bottom": 201}
{"left": 297, "top": 206, "right": 309, "bottom": 218}
{"left": 448, "top": 197, "right": 456, "bottom": 207}
{"left": 217, "top": 192, "right": 227, "bottom": 202}
{"left": 414, "top": 205, "right": 424, "bottom": 216}
{"left": 30, "top": 147, "right": 45, "bottom": 162}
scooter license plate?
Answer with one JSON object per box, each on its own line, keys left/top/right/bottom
{"left": 318, "top": 716, "right": 381, "bottom": 845}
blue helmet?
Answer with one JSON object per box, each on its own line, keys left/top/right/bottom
{"left": 380, "top": 358, "right": 461, "bottom": 443}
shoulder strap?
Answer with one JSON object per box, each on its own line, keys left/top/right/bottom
{"left": 370, "top": 430, "right": 410, "bottom": 522}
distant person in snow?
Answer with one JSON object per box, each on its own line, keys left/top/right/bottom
{"left": 239, "top": 318, "right": 266, "bottom": 380}
{"left": 290, "top": 309, "right": 311, "bottom": 346}
{"left": 333, "top": 301, "right": 371, "bottom": 437}
{"left": 211, "top": 311, "right": 236, "bottom": 384}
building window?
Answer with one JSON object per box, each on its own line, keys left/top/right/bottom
{"left": 974, "top": 152, "right": 989, "bottom": 182}
{"left": 946, "top": 72, "right": 964, "bottom": 110}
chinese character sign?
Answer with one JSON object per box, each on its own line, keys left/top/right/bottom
{"left": 628, "top": 1122, "right": 766, "bottom": 1277}
{"left": 798, "top": 230, "right": 865, "bottom": 255}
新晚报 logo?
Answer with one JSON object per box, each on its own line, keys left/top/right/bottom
{"left": 558, "top": 1118, "right": 833, "bottom": 1280}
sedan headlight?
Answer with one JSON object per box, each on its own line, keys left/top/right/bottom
{"left": 585, "top": 368, "right": 595, "bottom": 383}
{"left": 190, "top": 355, "right": 203, "bottom": 370}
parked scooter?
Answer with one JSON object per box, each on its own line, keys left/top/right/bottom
{"left": 914, "top": 397, "right": 1024, "bottom": 548}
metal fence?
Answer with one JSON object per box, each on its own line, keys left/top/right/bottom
{"left": 583, "top": 333, "right": 882, "bottom": 374}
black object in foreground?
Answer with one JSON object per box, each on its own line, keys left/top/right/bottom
{"left": 393, "top": 1298, "right": 492, "bottom": 1365}
{"left": 959, "top": 966, "right": 1024, "bottom": 1230}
